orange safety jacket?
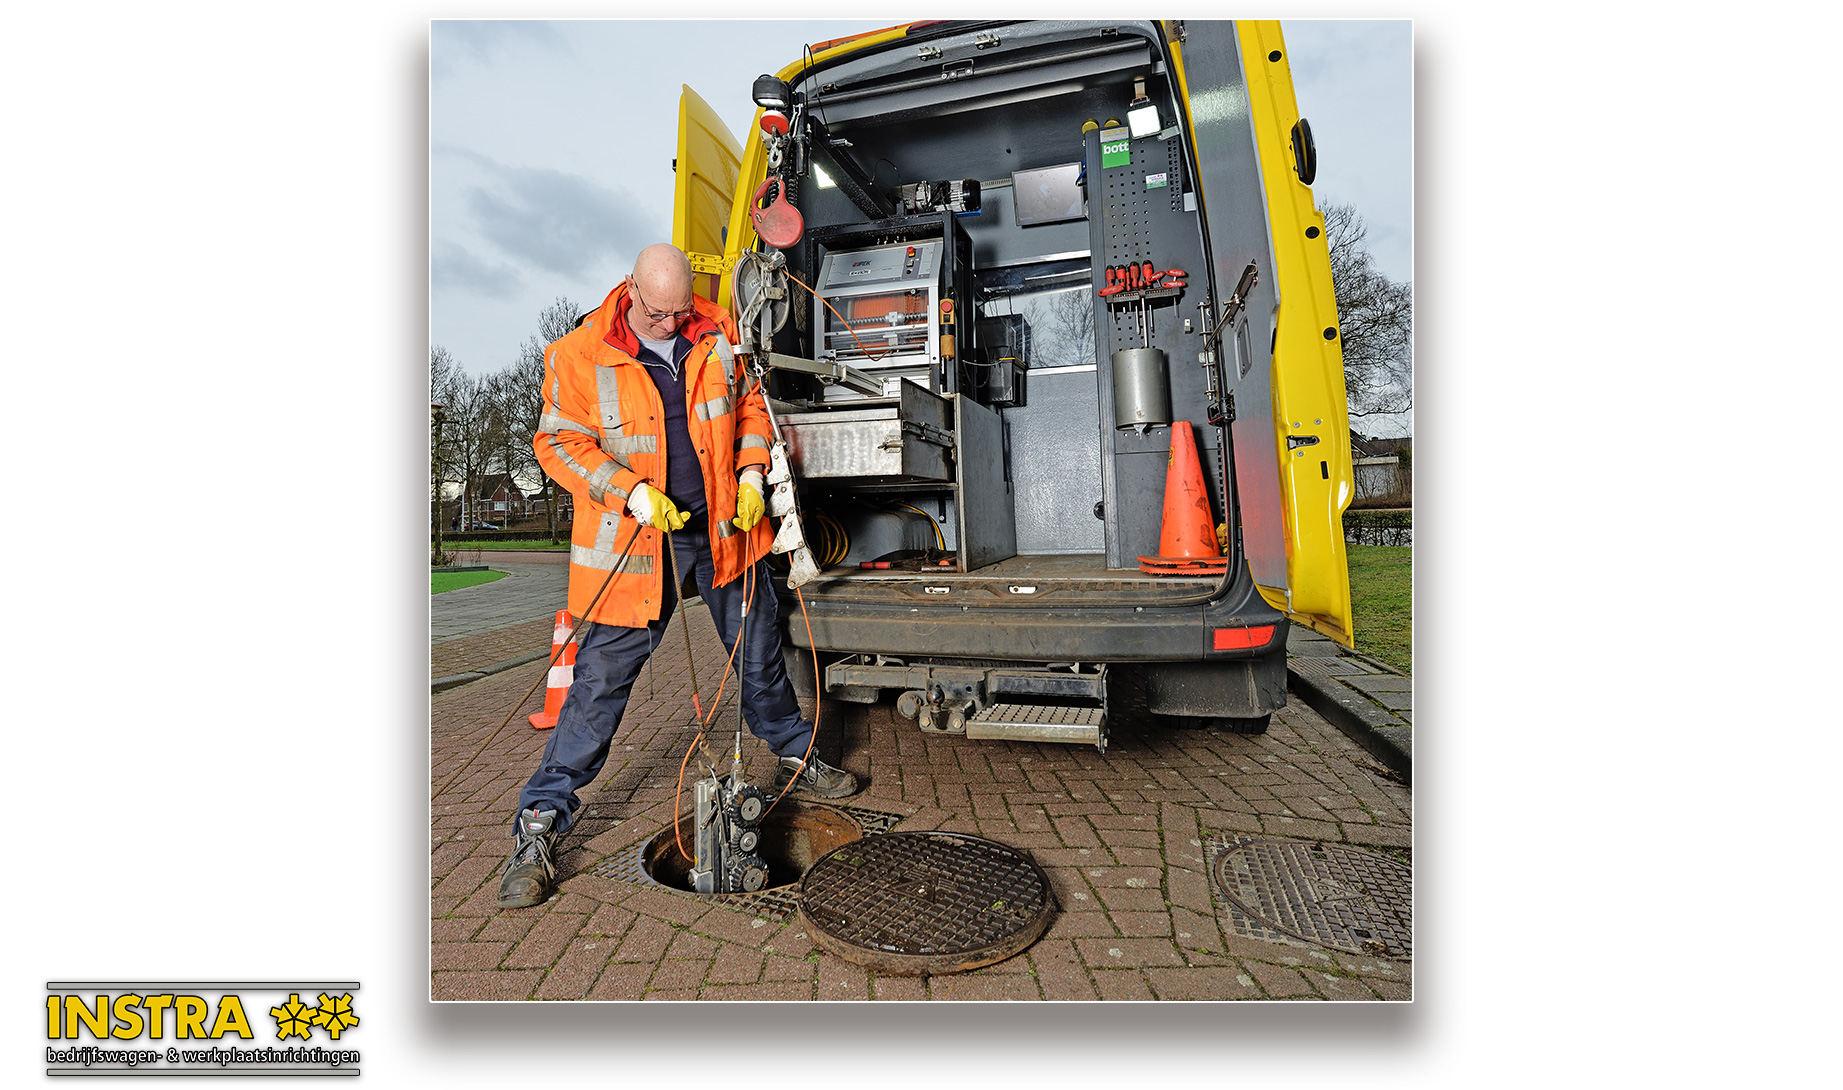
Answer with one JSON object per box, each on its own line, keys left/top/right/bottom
{"left": 533, "top": 281, "right": 774, "bottom": 628}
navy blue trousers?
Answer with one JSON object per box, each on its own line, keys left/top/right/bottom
{"left": 516, "top": 523, "right": 811, "bottom": 834}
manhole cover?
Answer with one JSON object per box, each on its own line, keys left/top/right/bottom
{"left": 797, "top": 831, "right": 1056, "bottom": 975}
{"left": 1210, "top": 838, "right": 1411, "bottom": 959}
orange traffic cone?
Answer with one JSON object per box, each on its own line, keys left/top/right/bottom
{"left": 1138, "top": 421, "right": 1230, "bottom": 576}
{"left": 528, "top": 610, "right": 576, "bottom": 730}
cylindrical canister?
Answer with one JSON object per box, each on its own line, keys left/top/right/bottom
{"left": 1111, "top": 347, "right": 1171, "bottom": 430}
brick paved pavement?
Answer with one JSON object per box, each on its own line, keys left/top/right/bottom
{"left": 431, "top": 618, "right": 556, "bottom": 680}
{"left": 431, "top": 554, "right": 569, "bottom": 644}
{"left": 431, "top": 606, "right": 1413, "bottom": 1002}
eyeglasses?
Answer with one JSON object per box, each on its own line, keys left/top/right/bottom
{"left": 629, "top": 278, "right": 695, "bottom": 323}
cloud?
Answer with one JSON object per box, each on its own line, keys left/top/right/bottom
{"left": 431, "top": 241, "right": 522, "bottom": 298}
{"left": 468, "top": 166, "right": 654, "bottom": 280}
{"left": 431, "top": 21, "right": 571, "bottom": 79}
{"left": 439, "top": 148, "right": 658, "bottom": 285}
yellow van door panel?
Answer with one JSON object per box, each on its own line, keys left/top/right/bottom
{"left": 673, "top": 85, "right": 742, "bottom": 303}
{"left": 1169, "top": 20, "right": 1354, "bottom": 647}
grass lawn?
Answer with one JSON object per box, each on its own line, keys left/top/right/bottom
{"left": 435, "top": 539, "right": 567, "bottom": 552}
{"left": 1347, "top": 544, "right": 1411, "bottom": 674}
{"left": 432, "top": 569, "right": 507, "bottom": 594}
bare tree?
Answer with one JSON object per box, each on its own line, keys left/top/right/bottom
{"left": 512, "top": 297, "right": 582, "bottom": 542}
{"left": 434, "top": 368, "right": 501, "bottom": 530}
{"left": 431, "top": 344, "right": 456, "bottom": 401}
{"left": 1033, "top": 289, "right": 1096, "bottom": 368}
{"left": 430, "top": 346, "right": 457, "bottom": 556}
{"left": 430, "top": 346, "right": 460, "bottom": 532}
{"left": 1321, "top": 202, "right": 1411, "bottom": 422}
{"left": 484, "top": 368, "right": 532, "bottom": 528}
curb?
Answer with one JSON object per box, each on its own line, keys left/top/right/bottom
{"left": 432, "top": 649, "right": 550, "bottom": 694}
{"left": 1287, "top": 668, "right": 1412, "bottom": 784}
{"left": 432, "top": 565, "right": 491, "bottom": 574}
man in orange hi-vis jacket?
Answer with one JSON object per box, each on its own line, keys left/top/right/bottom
{"left": 498, "top": 244, "right": 859, "bottom": 909}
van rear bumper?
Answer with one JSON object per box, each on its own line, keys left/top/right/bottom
{"left": 775, "top": 565, "right": 1287, "bottom": 663}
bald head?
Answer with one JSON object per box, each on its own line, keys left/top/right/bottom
{"left": 633, "top": 244, "right": 692, "bottom": 297}
{"left": 626, "top": 243, "right": 696, "bottom": 339}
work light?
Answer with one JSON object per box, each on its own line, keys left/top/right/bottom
{"left": 1127, "top": 76, "right": 1160, "bottom": 138}
{"left": 752, "top": 75, "right": 792, "bottom": 111}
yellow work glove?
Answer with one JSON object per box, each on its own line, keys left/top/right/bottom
{"left": 734, "top": 469, "right": 766, "bottom": 531}
{"left": 627, "top": 482, "right": 688, "bottom": 531}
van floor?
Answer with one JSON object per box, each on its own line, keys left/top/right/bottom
{"left": 820, "top": 552, "right": 1219, "bottom": 587}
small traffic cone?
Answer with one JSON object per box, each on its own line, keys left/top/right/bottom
{"left": 528, "top": 610, "right": 576, "bottom": 730}
{"left": 1138, "top": 421, "right": 1230, "bottom": 576}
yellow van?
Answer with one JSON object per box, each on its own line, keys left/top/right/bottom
{"left": 673, "top": 20, "right": 1351, "bottom": 749}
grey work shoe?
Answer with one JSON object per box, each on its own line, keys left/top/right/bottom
{"left": 773, "top": 755, "right": 860, "bottom": 799}
{"left": 496, "top": 808, "right": 559, "bottom": 909}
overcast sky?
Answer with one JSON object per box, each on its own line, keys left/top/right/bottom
{"left": 432, "top": 19, "right": 1412, "bottom": 422}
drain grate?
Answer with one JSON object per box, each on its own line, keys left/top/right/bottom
{"left": 1286, "top": 655, "right": 1369, "bottom": 677}
{"left": 798, "top": 831, "right": 1055, "bottom": 975}
{"left": 586, "top": 801, "right": 907, "bottom": 920}
{"left": 1208, "top": 836, "right": 1412, "bottom": 959}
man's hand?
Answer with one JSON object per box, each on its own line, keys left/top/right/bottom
{"left": 628, "top": 482, "right": 688, "bottom": 530}
{"left": 734, "top": 469, "right": 765, "bottom": 531}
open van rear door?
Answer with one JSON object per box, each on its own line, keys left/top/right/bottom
{"left": 1168, "top": 20, "right": 1355, "bottom": 647}
{"left": 672, "top": 85, "right": 742, "bottom": 303}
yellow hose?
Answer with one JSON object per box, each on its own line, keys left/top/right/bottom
{"left": 889, "top": 502, "right": 946, "bottom": 551}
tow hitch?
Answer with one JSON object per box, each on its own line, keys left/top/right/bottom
{"left": 832, "top": 656, "right": 1110, "bottom": 752}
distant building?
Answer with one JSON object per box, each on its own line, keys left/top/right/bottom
{"left": 472, "top": 473, "right": 535, "bottom": 526}
{"left": 1350, "top": 431, "right": 1411, "bottom": 508}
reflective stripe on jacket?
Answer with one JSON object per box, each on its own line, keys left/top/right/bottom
{"left": 533, "top": 281, "right": 774, "bottom": 627}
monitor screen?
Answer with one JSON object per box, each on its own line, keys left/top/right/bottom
{"left": 1011, "top": 162, "right": 1086, "bottom": 227}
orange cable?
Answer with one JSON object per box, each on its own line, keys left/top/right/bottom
{"left": 783, "top": 268, "right": 893, "bottom": 363}
{"left": 665, "top": 341, "right": 827, "bottom": 849}
{"left": 431, "top": 519, "right": 644, "bottom": 809}
{"left": 670, "top": 550, "right": 755, "bottom": 861}
{"left": 761, "top": 583, "right": 823, "bottom": 821}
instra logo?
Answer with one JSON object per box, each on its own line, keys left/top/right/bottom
{"left": 47, "top": 994, "right": 253, "bottom": 1041}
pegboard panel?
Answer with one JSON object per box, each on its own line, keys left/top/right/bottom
{"left": 1096, "top": 132, "right": 1198, "bottom": 351}
{"left": 1085, "top": 125, "right": 1218, "bottom": 568}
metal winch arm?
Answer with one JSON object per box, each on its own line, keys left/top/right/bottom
{"left": 766, "top": 351, "right": 884, "bottom": 397}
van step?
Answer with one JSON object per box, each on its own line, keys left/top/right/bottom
{"left": 966, "top": 703, "right": 1106, "bottom": 749}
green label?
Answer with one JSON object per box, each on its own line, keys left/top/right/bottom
{"left": 1100, "top": 126, "right": 1131, "bottom": 168}
{"left": 1145, "top": 172, "right": 1168, "bottom": 189}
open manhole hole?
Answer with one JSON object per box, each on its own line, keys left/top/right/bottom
{"left": 589, "top": 800, "right": 898, "bottom": 919}
{"left": 797, "top": 831, "right": 1055, "bottom": 976}
{"left": 1210, "top": 837, "right": 1411, "bottom": 959}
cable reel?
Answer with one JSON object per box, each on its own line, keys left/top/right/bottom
{"left": 732, "top": 249, "right": 792, "bottom": 357}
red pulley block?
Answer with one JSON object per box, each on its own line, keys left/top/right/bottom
{"left": 750, "top": 177, "right": 804, "bottom": 249}
{"left": 759, "top": 110, "right": 790, "bottom": 136}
